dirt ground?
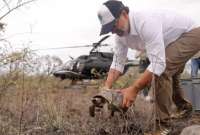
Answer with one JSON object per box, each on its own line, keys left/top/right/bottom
{"left": 0, "top": 74, "right": 200, "bottom": 135}
{"left": 48, "top": 84, "right": 200, "bottom": 135}
{"left": 64, "top": 84, "right": 200, "bottom": 135}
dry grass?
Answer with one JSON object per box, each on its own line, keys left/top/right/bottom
{"left": 0, "top": 67, "right": 156, "bottom": 135}
{"left": 0, "top": 66, "right": 199, "bottom": 135}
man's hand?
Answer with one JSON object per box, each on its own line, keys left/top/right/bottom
{"left": 120, "top": 86, "right": 139, "bottom": 108}
{"left": 120, "top": 70, "right": 153, "bottom": 108}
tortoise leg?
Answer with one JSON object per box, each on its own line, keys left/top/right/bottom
{"left": 89, "top": 105, "right": 95, "bottom": 117}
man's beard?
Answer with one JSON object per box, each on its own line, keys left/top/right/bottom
{"left": 115, "top": 21, "right": 129, "bottom": 37}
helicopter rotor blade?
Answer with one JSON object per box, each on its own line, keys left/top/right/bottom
{"left": 33, "top": 44, "right": 110, "bottom": 51}
{"left": 92, "top": 35, "right": 110, "bottom": 49}
{"left": 32, "top": 35, "right": 111, "bottom": 51}
{"left": 97, "top": 35, "right": 110, "bottom": 45}
{"left": 33, "top": 45, "right": 92, "bottom": 51}
{"left": 68, "top": 55, "right": 74, "bottom": 60}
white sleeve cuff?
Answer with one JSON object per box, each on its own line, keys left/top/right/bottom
{"left": 110, "top": 62, "right": 124, "bottom": 73}
{"left": 147, "top": 62, "right": 166, "bottom": 76}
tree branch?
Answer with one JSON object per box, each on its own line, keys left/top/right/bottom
{"left": 0, "top": 0, "right": 12, "bottom": 12}
{"left": 2, "top": 0, "right": 10, "bottom": 10}
{"left": 0, "top": 0, "right": 37, "bottom": 21}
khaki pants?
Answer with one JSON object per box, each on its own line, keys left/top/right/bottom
{"left": 154, "top": 27, "right": 200, "bottom": 120}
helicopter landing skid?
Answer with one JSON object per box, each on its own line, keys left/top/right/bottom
{"left": 63, "top": 71, "right": 87, "bottom": 79}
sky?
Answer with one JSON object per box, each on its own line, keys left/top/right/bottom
{"left": 1, "top": 0, "right": 200, "bottom": 61}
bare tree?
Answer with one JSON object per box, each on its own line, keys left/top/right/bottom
{"left": 34, "top": 55, "right": 63, "bottom": 76}
{"left": 0, "top": 0, "right": 38, "bottom": 68}
{"left": 0, "top": 0, "right": 37, "bottom": 44}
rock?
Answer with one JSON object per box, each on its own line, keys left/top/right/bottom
{"left": 180, "top": 125, "right": 200, "bottom": 135}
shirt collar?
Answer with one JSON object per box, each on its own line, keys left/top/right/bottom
{"left": 129, "top": 10, "right": 138, "bottom": 36}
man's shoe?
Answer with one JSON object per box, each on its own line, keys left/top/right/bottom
{"left": 144, "top": 124, "right": 171, "bottom": 135}
{"left": 156, "top": 128, "right": 171, "bottom": 135}
{"left": 176, "top": 102, "right": 193, "bottom": 119}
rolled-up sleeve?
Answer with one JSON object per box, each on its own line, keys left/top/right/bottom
{"left": 110, "top": 37, "right": 128, "bottom": 73}
{"left": 140, "top": 18, "right": 166, "bottom": 76}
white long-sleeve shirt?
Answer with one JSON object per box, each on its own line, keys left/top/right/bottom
{"left": 111, "top": 9, "right": 198, "bottom": 76}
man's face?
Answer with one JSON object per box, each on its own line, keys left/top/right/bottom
{"left": 112, "top": 10, "right": 130, "bottom": 37}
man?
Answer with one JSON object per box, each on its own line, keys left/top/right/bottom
{"left": 97, "top": 0, "right": 200, "bottom": 122}
{"left": 191, "top": 52, "right": 200, "bottom": 78}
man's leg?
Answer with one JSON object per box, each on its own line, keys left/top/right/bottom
{"left": 172, "top": 73, "right": 192, "bottom": 113}
{"left": 172, "top": 74, "right": 184, "bottom": 106}
{"left": 155, "top": 27, "right": 200, "bottom": 120}
{"left": 191, "top": 58, "right": 199, "bottom": 78}
{"left": 154, "top": 73, "right": 177, "bottom": 120}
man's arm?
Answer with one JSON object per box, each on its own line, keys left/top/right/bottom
{"left": 105, "top": 37, "right": 128, "bottom": 89}
{"left": 131, "top": 69, "right": 152, "bottom": 92}
{"left": 121, "top": 69, "right": 153, "bottom": 107}
{"left": 105, "top": 68, "right": 122, "bottom": 89}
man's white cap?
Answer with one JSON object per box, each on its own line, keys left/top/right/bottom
{"left": 97, "top": 0, "right": 126, "bottom": 35}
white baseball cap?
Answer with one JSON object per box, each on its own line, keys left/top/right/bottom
{"left": 97, "top": 0, "right": 127, "bottom": 35}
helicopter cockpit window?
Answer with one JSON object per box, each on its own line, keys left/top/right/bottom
{"left": 64, "top": 60, "right": 76, "bottom": 70}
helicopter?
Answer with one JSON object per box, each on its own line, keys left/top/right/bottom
{"left": 53, "top": 35, "right": 137, "bottom": 81}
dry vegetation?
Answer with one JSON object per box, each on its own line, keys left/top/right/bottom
{"left": 0, "top": 49, "right": 200, "bottom": 135}
{"left": 1, "top": 1, "right": 200, "bottom": 134}
{"left": 0, "top": 49, "right": 155, "bottom": 135}
{"left": 0, "top": 73, "right": 155, "bottom": 135}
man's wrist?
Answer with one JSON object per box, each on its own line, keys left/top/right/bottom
{"left": 104, "top": 82, "right": 112, "bottom": 89}
{"left": 130, "top": 84, "right": 140, "bottom": 94}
